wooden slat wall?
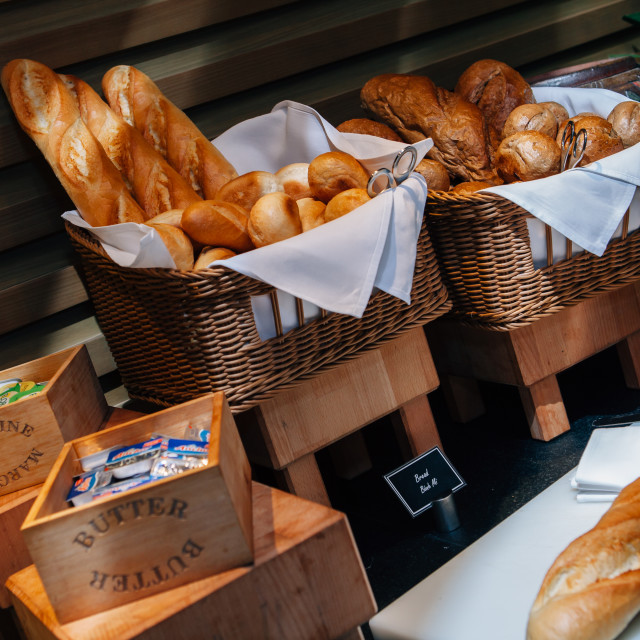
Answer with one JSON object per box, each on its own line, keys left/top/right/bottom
{"left": 0, "top": 0, "right": 638, "bottom": 393}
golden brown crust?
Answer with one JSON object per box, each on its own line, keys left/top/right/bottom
{"left": 215, "top": 171, "right": 283, "bottom": 212}
{"left": 557, "top": 115, "right": 624, "bottom": 165}
{"left": 297, "top": 198, "right": 326, "bottom": 232}
{"left": 181, "top": 200, "right": 253, "bottom": 252}
{"left": 248, "top": 192, "right": 302, "bottom": 247}
{"left": 62, "top": 74, "right": 201, "bottom": 220}
{"left": 360, "top": 73, "right": 496, "bottom": 183}
{"left": 275, "top": 163, "right": 313, "bottom": 200}
{"left": 145, "top": 209, "right": 184, "bottom": 228}
{"left": 538, "top": 101, "right": 570, "bottom": 128}
{"left": 450, "top": 181, "right": 493, "bottom": 195}
{"left": 193, "top": 246, "right": 236, "bottom": 270}
{"left": 336, "top": 118, "right": 403, "bottom": 141}
{"left": 502, "top": 103, "right": 558, "bottom": 140}
{"left": 102, "top": 65, "right": 238, "bottom": 199}
{"left": 1, "top": 58, "right": 146, "bottom": 226}
{"left": 455, "top": 58, "right": 535, "bottom": 136}
{"left": 494, "top": 131, "right": 561, "bottom": 182}
{"left": 607, "top": 101, "right": 640, "bottom": 148}
{"left": 324, "top": 188, "right": 371, "bottom": 222}
{"left": 413, "top": 158, "right": 450, "bottom": 191}
{"left": 146, "top": 223, "right": 194, "bottom": 271}
{"left": 308, "top": 151, "right": 370, "bottom": 203}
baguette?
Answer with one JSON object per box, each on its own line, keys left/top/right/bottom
{"left": 1, "top": 59, "right": 145, "bottom": 226}
{"left": 102, "top": 65, "right": 238, "bottom": 199}
{"left": 527, "top": 477, "right": 640, "bottom": 640}
{"left": 61, "top": 74, "right": 201, "bottom": 219}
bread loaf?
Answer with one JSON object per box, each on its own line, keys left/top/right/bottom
{"left": 146, "top": 223, "right": 194, "bottom": 271}
{"left": 181, "top": 200, "right": 253, "bottom": 252}
{"left": 502, "top": 103, "right": 558, "bottom": 140}
{"left": 297, "top": 198, "right": 326, "bottom": 232}
{"left": 215, "top": 171, "right": 284, "bottom": 211}
{"left": 61, "top": 74, "right": 201, "bottom": 219}
{"left": 413, "top": 159, "right": 450, "bottom": 192}
{"left": 308, "top": 151, "right": 370, "bottom": 203}
{"left": 275, "top": 163, "right": 313, "bottom": 200}
{"left": 337, "top": 118, "right": 403, "bottom": 141}
{"left": 607, "top": 101, "right": 640, "bottom": 148}
{"left": 324, "top": 188, "right": 371, "bottom": 222}
{"left": 248, "top": 192, "right": 302, "bottom": 247}
{"left": 360, "top": 73, "right": 496, "bottom": 183}
{"left": 194, "top": 246, "right": 236, "bottom": 270}
{"left": 102, "top": 65, "right": 238, "bottom": 199}
{"left": 494, "top": 131, "right": 561, "bottom": 182}
{"left": 1, "top": 59, "right": 146, "bottom": 226}
{"left": 557, "top": 115, "right": 624, "bottom": 166}
{"left": 527, "top": 477, "right": 640, "bottom": 640}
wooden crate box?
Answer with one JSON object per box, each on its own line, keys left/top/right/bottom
{"left": 0, "top": 345, "right": 108, "bottom": 496}
{"left": 20, "top": 392, "right": 253, "bottom": 624}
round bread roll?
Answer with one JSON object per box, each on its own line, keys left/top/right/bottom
{"left": 145, "top": 209, "right": 184, "bottom": 228}
{"left": 450, "top": 181, "right": 493, "bottom": 195}
{"left": 324, "top": 188, "right": 371, "bottom": 222}
{"left": 502, "top": 104, "right": 558, "bottom": 139}
{"left": 308, "top": 151, "right": 370, "bottom": 203}
{"left": 193, "top": 246, "right": 236, "bottom": 270}
{"left": 181, "top": 200, "right": 254, "bottom": 252}
{"left": 414, "top": 158, "right": 450, "bottom": 191}
{"left": 146, "top": 223, "right": 194, "bottom": 271}
{"left": 494, "top": 131, "right": 561, "bottom": 182}
{"left": 275, "top": 163, "right": 313, "bottom": 200}
{"left": 556, "top": 115, "right": 624, "bottom": 165}
{"left": 248, "top": 192, "right": 302, "bottom": 247}
{"left": 455, "top": 59, "right": 535, "bottom": 135}
{"left": 608, "top": 101, "right": 640, "bottom": 148}
{"left": 215, "top": 171, "right": 283, "bottom": 211}
{"left": 537, "top": 101, "right": 569, "bottom": 127}
{"left": 337, "top": 118, "right": 403, "bottom": 141}
{"left": 297, "top": 197, "right": 326, "bottom": 232}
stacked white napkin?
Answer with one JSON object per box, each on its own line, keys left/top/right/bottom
{"left": 571, "top": 424, "right": 640, "bottom": 502}
{"left": 486, "top": 86, "right": 640, "bottom": 260}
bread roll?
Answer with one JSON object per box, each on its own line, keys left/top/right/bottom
{"left": 102, "top": 65, "right": 237, "bottom": 199}
{"left": 451, "top": 181, "right": 493, "bottom": 195}
{"left": 527, "top": 477, "right": 640, "bottom": 640}
{"left": 361, "top": 73, "right": 496, "bottom": 183}
{"left": 275, "top": 163, "right": 313, "bottom": 200}
{"left": 215, "top": 171, "right": 283, "bottom": 211}
{"left": 608, "top": 101, "right": 640, "bottom": 148}
{"left": 455, "top": 59, "right": 535, "bottom": 136}
{"left": 145, "top": 209, "right": 184, "bottom": 228}
{"left": 61, "top": 74, "right": 201, "bottom": 219}
{"left": 308, "top": 151, "right": 370, "bottom": 203}
{"left": 494, "top": 131, "right": 561, "bottom": 182}
{"left": 538, "top": 101, "right": 570, "bottom": 128}
{"left": 557, "top": 115, "right": 624, "bottom": 165}
{"left": 337, "top": 118, "right": 403, "bottom": 141}
{"left": 297, "top": 198, "right": 326, "bottom": 232}
{"left": 181, "top": 200, "right": 253, "bottom": 252}
{"left": 324, "top": 188, "right": 371, "bottom": 222}
{"left": 1, "top": 58, "right": 145, "bottom": 226}
{"left": 193, "top": 246, "right": 236, "bottom": 270}
{"left": 248, "top": 192, "right": 302, "bottom": 247}
{"left": 502, "top": 103, "right": 558, "bottom": 139}
{"left": 147, "top": 223, "right": 194, "bottom": 271}
{"left": 414, "top": 159, "right": 450, "bottom": 191}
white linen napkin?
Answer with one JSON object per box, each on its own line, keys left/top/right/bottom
{"left": 572, "top": 425, "right": 640, "bottom": 501}
{"left": 485, "top": 87, "right": 640, "bottom": 257}
{"left": 64, "top": 101, "right": 433, "bottom": 327}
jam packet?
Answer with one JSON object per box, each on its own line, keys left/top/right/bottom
{"left": 104, "top": 437, "right": 164, "bottom": 479}
{"left": 0, "top": 380, "right": 47, "bottom": 406}
{"left": 66, "top": 467, "right": 113, "bottom": 506}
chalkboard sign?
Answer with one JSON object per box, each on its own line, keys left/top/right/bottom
{"left": 384, "top": 447, "right": 465, "bottom": 518}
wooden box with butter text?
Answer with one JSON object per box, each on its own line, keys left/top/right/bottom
{"left": 20, "top": 392, "right": 254, "bottom": 624}
{"left": 0, "top": 345, "right": 108, "bottom": 497}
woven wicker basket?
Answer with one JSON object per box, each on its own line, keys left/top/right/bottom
{"left": 425, "top": 190, "right": 640, "bottom": 331}
{"left": 66, "top": 217, "right": 450, "bottom": 412}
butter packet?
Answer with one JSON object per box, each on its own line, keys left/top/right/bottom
{"left": 183, "top": 425, "right": 210, "bottom": 443}
{"left": 150, "top": 438, "right": 209, "bottom": 479}
{"left": 67, "top": 467, "right": 113, "bottom": 507}
{"left": 104, "top": 436, "right": 164, "bottom": 479}
{"left": 92, "top": 474, "right": 155, "bottom": 500}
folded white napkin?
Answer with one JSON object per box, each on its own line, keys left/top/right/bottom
{"left": 64, "top": 101, "right": 433, "bottom": 332}
{"left": 572, "top": 425, "right": 640, "bottom": 501}
{"left": 485, "top": 87, "right": 640, "bottom": 257}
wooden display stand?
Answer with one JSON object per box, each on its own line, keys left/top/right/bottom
{"left": 7, "top": 482, "right": 377, "bottom": 640}
{"left": 0, "top": 406, "right": 142, "bottom": 609}
{"left": 237, "top": 327, "right": 443, "bottom": 506}
{"left": 426, "top": 280, "right": 640, "bottom": 441}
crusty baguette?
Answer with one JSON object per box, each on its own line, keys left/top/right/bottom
{"left": 102, "top": 65, "right": 238, "bottom": 199}
{"left": 1, "top": 59, "right": 145, "bottom": 226}
{"left": 527, "top": 477, "right": 640, "bottom": 640}
{"left": 61, "top": 74, "right": 201, "bottom": 219}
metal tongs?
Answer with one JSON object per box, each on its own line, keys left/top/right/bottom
{"left": 367, "top": 146, "right": 418, "bottom": 197}
{"left": 560, "top": 121, "right": 587, "bottom": 171}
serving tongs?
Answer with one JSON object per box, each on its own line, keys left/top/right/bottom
{"left": 560, "top": 120, "right": 588, "bottom": 172}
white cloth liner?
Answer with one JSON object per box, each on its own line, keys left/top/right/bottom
{"left": 485, "top": 86, "right": 640, "bottom": 263}
{"left": 64, "top": 101, "right": 433, "bottom": 339}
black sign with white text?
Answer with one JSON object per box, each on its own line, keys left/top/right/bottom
{"left": 384, "top": 447, "right": 466, "bottom": 518}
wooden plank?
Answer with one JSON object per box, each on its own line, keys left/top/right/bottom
{"left": 518, "top": 375, "right": 571, "bottom": 441}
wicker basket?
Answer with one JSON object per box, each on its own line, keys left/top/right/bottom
{"left": 425, "top": 190, "right": 640, "bottom": 331}
{"left": 66, "top": 217, "right": 450, "bottom": 412}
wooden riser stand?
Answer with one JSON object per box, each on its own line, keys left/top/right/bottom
{"left": 426, "top": 280, "right": 640, "bottom": 441}
{"left": 237, "top": 327, "right": 443, "bottom": 506}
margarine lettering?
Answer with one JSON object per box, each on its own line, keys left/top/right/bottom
{"left": 0, "top": 447, "right": 44, "bottom": 486}
{"left": 0, "top": 419, "right": 34, "bottom": 436}
{"left": 88, "top": 539, "right": 204, "bottom": 592}
{"left": 73, "top": 497, "right": 189, "bottom": 548}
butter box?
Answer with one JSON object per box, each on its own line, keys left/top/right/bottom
{"left": 0, "top": 345, "right": 108, "bottom": 497}
{"left": 20, "top": 392, "right": 253, "bottom": 623}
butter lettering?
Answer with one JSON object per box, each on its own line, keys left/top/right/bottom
{"left": 167, "top": 498, "right": 188, "bottom": 519}
{"left": 182, "top": 539, "right": 204, "bottom": 558}
{"left": 73, "top": 532, "right": 95, "bottom": 549}
{"left": 112, "top": 574, "right": 128, "bottom": 592}
{"left": 89, "top": 571, "right": 108, "bottom": 590}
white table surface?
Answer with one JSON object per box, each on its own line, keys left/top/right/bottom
{"left": 369, "top": 468, "right": 640, "bottom": 640}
